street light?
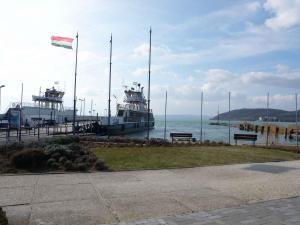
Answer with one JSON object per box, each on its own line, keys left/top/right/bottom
{"left": 78, "top": 98, "right": 84, "bottom": 116}
{"left": 0, "top": 85, "right": 5, "bottom": 112}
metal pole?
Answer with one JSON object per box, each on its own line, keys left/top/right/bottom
{"left": 83, "top": 98, "right": 85, "bottom": 117}
{"left": 108, "top": 34, "right": 112, "bottom": 139}
{"left": 228, "top": 91, "right": 231, "bottom": 145}
{"left": 90, "top": 99, "right": 93, "bottom": 117}
{"left": 296, "top": 93, "right": 298, "bottom": 147}
{"left": 0, "top": 85, "right": 4, "bottom": 112}
{"left": 38, "top": 87, "right": 41, "bottom": 140}
{"left": 200, "top": 91, "right": 203, "bottom": 143}
{"left": 266, "top": 92, "right": 269, "bottom": 146}
{"left": 164, "top": 91, "right": 167, "bottom": 140}
{"left": 19, "top": 83, "right": 23, "bottom": 142}
{"left": 73, "top": 32, "right": 79, "bottom": 135}
{"left": 147, "top": 27, "right": 152, "bottom": 141}
{"left": 79, "top": 99, "right": 83, "bottom": 117}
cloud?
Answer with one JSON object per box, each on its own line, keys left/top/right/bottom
{"left": 240, "top": 68, "right": 300, "bottom": 89}
{"left": 246, "top": 1, "right": 262, "bottom": 12}
{"left": 264, "top": 0, "right": 300, "bottom": 30}
{"left": 251, "top": 94, "right": 294, "bottom": 104}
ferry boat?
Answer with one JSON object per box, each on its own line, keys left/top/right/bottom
{"left": 0, "top": 87, "right": 74, "bottom": 128}
{"left": 0, "top": 83, "right": 154, "bottom": 135}
{"left": 107, "top": 82, "right": 155, "bottom": 135}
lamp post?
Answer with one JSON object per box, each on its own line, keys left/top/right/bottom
{"left": 79, "top": 98, "right": 84, "bottom": 116}
{"left": 0, "top": 85, "right": 5, "bottom": 112}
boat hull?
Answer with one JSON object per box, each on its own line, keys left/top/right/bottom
{"left": 107, "top": 122, "right": 155, "bottom": 135}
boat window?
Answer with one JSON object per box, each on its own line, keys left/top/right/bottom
{"left": 117, "top": 110, "right": 124, "bottom": 116}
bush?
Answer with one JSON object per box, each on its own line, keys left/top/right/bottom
{"left": 44, "top": 136, "right": 80, "bottom": 145}
{"left": 0, "top": 207, "right": 8, "bottom": 225}
{"left": 95, "top": 159, "right": 109, "bottom": 171}
{"left": 67, "top": 143, "right": 81, "bottom": 151}
{"left": 10, "top": 149, "right": 47, "bottom": 171}
{"left": 203, "top": 140, "right": 210, "bottom": 145}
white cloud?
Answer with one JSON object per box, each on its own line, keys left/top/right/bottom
{"left": 264, "top": 0, "right": 300, "bottom": 30}
{"left": 246, "top": 1, "right": 262, "bottom": 12}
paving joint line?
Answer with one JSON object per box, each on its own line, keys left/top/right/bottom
{"left": 88, "top": 174, "right": 120, "bottom": 223}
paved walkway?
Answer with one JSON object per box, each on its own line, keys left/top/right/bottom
{"left": 1, "top": 160, "right": 300, "bottom": 225}
{"left": 106, "top": 197, "right": 300, "bottom": 225}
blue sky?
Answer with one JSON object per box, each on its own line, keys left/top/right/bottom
{"left": 0, "top": 0, "right": 300, "bottom": 116}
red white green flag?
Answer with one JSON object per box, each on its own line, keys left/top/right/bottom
{"left": 51, "top": 36, "right": 73, "bottom": 49}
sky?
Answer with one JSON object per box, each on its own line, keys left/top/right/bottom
{"left": 0, "top": 0, "right": 300, "bottom": 116}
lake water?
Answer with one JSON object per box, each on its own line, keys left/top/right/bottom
{"left": 128, "top": 119, "right": 299, "bottom": 146}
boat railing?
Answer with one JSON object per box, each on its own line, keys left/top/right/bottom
{"left": 32, "top": 95, "right": 63, "bottom": 103}
{"left": 117, "top": 104, "right": 152, "bottom": 113}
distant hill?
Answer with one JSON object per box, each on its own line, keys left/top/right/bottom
{"left": 210, "top": 108, "right": 299, "bottom": 122}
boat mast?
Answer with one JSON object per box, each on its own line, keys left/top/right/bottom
{"left": 200, "top": 91, "right": 203, "bottom": 143}
{"left": 147, "top": 27, "right": 152, "bottom": 141}
{"left": 164, "top": 91, "right": 167, "bottom": 140}
{"left": 108, "top": 34, "right": 112, "bottom": 138}
{"left": 217, "top": 105, "right": 219, "bottom": 124}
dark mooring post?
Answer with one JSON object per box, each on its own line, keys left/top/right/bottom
{"left": 108, "top": 34, "right": 112, "bottom": 139}
{"left": 147, "top": 27, "right": 152, "bottom": 141}
{"left": 164, "top": 91, "right": 167, "bottom": 140}
{"left": 73, "top": 33, "right": 79, "bottom": 135}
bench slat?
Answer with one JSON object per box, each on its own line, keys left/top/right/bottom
{"left": 234, "top": 133, "right": 257, "bottom": 141}
{"left": 170, "top": 132, "right": 193, "bottom": 138}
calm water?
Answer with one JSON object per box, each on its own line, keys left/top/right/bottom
{"left": 128, "top": 119, "right": 299, "bottom": 146}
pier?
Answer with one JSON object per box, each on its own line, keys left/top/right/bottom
{"left": 239, "top": 122, "right": 300, "bottom": 140}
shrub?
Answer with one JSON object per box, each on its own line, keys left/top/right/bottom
{"left": 95, "top": 159, "right": 109, "bottom": 171}
{"left": 77, "top": 163, "right": 88, "bottom": 171}
{"left": 64, "top": 160, "right": 73, "bottom": 170}
{"left": 10, "top": 149, "right": 47, "bottom": 171}
{"left": 0, "top": 207, "right": 8, "bottom": 225}
{"left": 7, "top": 142, "right": 24, "bottom": 151}
{"left": 67, "top": 143, "right": 81, "bottom": 151}
{"left": 204, "top": 140, "right": 210, "bottom": 145}
{"left": 210, "top": 141, "right": 217, "bottom": 146}
{"left": 44, "top": 136, "right": 80, "bottom": 145}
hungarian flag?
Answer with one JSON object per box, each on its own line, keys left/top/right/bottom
{"left": 51, "top": 36, "right": 73, "bottom": 49}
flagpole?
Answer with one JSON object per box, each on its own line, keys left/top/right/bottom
{"left": 108, "top": 34, "right": 112, "bottom": 139}
{"left": 228, "top": 91, "right": 231, "bottom": 145}
{"left": 38, "top": 86, "right": 41, "bottom": 140}
{"left": 296, "top": 93, "right": 298, "bottom": 147}
{"left": 73, "top": 33, "right": 79, "bottom": 135}
{"left": 164, "top": 91, "right": 167, "bottom": 140}
{"left": 200, "top": 91, "right": 203, "bottom": 143}
{"left": 266, "top": 92, "right": 269, "bottom": 146}
{"left": 147, "top": 27, "right": 152, "bottom": 141}
{"left": 19, "top": 83, "right": 23, "bottom": 142}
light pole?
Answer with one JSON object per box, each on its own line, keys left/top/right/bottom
{"left": 79, "top": 98, "right": 84, "bottom": 116}
{"left": 81, "top": 98, "right": 85, "bottom": 117}
{"left": 0, "top": 85, "right": 5, "bottom": 112}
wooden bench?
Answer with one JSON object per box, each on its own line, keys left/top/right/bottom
{"left": 170, "top": 132, "right": 194, "bottom": 143}
{"left": 234, "top": 133, "right": 257, "bottom": 145}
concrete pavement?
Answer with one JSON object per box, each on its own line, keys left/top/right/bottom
{"left": 106, "top": 196, "right": 300, "bottom": 225}
{"left": 1, "top": 160, "right": 300, "bottom": 225}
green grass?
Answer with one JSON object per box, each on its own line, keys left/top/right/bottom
{"left": 92, "top": 146, "right": 300, "bottom": 171}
